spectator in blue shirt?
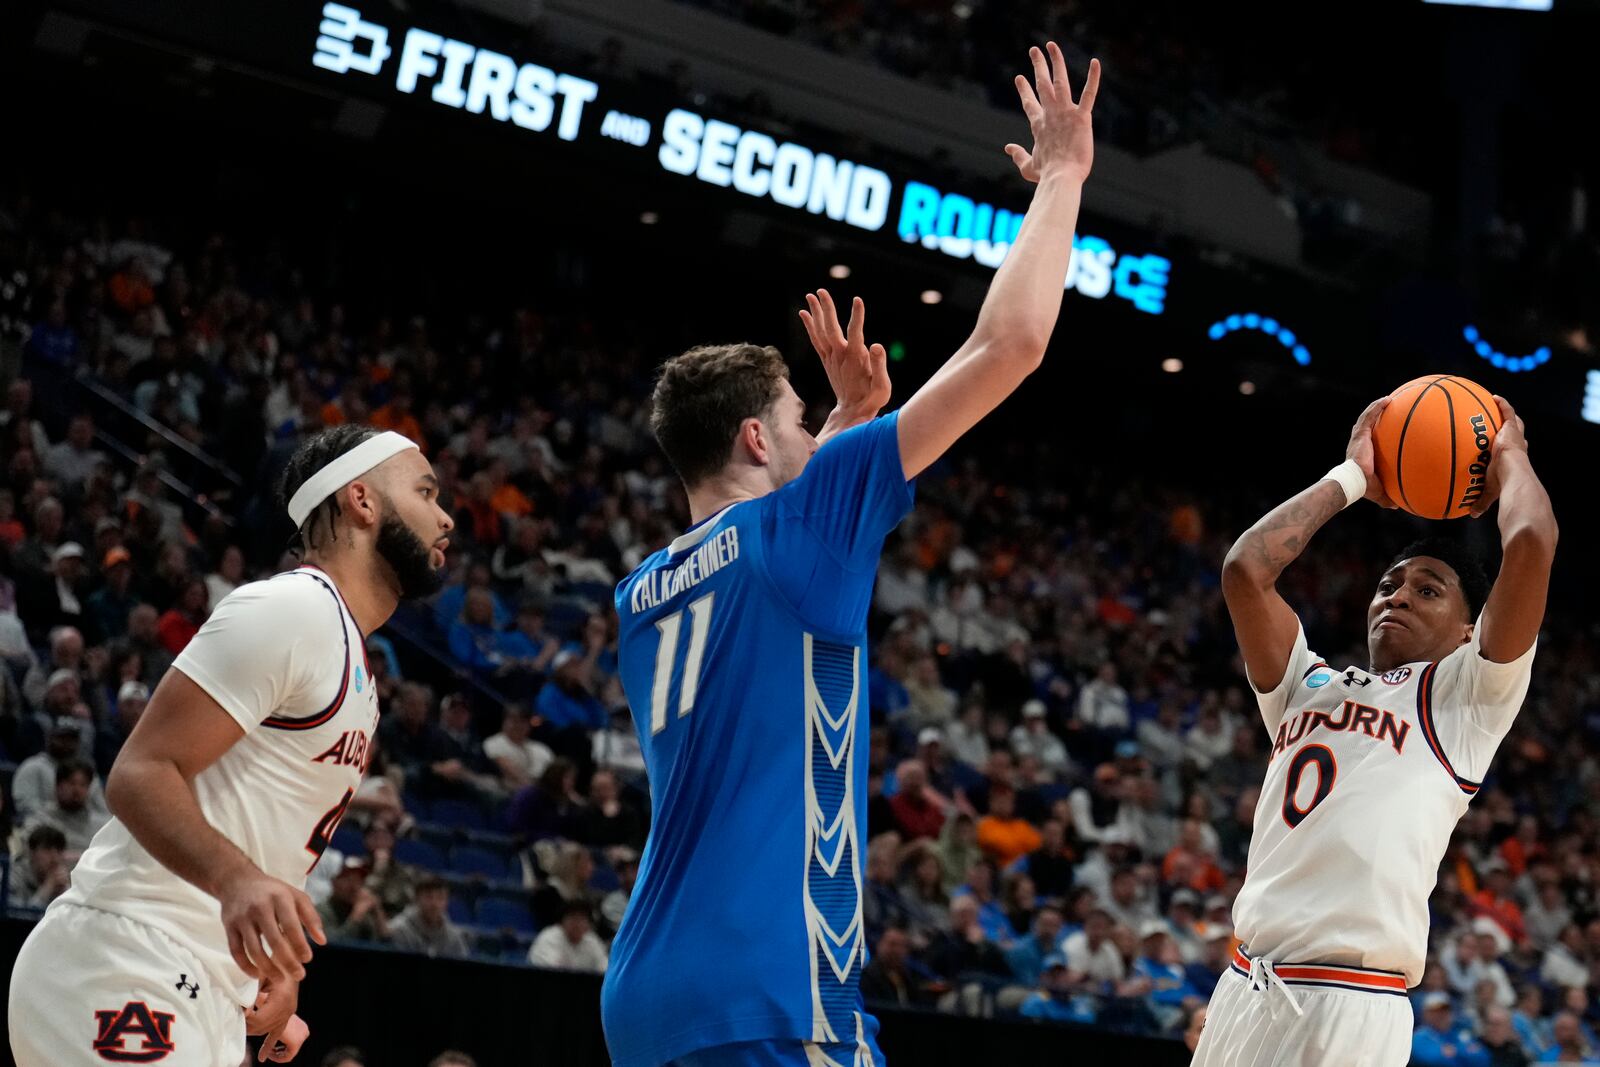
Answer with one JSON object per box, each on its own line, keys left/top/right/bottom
{"left": 1414, "top": 992, "right": 1491, "bottom": 1067}
{"left": 1018, "top": 954, "right": 1097, "bottom": 1025}
{"left": 536, "top": 650, "right": 607, "bottom": 731}
{"left": 447, "top": 588, "right": 510, "bottom": 678}
{"left": 1005, "top": 903, "right": 1066, "bottom": 988}
{"left": 1132, "top": 920, "right": 1203, "bottom": 1032}
{"left": 1184, "top": 924, "right": 1233, "bottom": 999}
{"left": 1539, "top": 1011, "right": 1598, "bottom": 1063}
{"left": 433, "top": 560, "right": 510, "bottom": 634}
{"left": 952, "top": 859, "right": 1013, "bottom": 947}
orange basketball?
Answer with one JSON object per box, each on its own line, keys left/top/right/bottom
{"left": 1372, "top": 375, "right": 1499, "bottom": 520}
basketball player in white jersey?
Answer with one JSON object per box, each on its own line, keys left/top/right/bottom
{"left": 8, "top": 425, "right": 453, "bottom": 1066}
{"left": 1190, "top": 395, "right": 1556, "bottom": 1066}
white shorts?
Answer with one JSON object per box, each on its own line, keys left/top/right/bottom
{"left": 1191, "top": 948, "right": 1413, "bottom": 1067}
{"left": 8, "top": 902, "right": 247, "bottom": 1067}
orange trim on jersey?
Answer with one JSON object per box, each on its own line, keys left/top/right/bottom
{"left": 1231, "top": 946, "right": 1407, "bottom": 996}
{"left": 262, "top": 571, "right": 351, "bottom": 731}
{"left": 1414, "top": 662, "right": 1480, "bottom": 795}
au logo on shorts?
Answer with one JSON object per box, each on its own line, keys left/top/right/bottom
{"left": 92, "top": 1001, "right": 176, "bottom": 1062}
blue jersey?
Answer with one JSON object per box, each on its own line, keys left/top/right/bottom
{"left": 601, "top": 413, "right": 915, "bottom": 1067}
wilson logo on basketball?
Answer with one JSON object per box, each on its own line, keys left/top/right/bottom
{"left": 92, "top": 1001, "right": 176, "bottom": 1062}
{"left": 1458, "top": 413, "right": 1491, "bottom": 513}
{"left": 1381, "top": 667, "right": 1413, "bottom": 685}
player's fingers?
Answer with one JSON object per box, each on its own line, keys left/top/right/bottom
{"left": 276, "top": 895, "right": 315, "bottom": 965}
{"left": 1028, "top": 46, "right": 1053, "bottom": 101}
{"left": 847, "top": 296, "right": 865, "bottom": 348}
{"left": 1078, "top": 57, "right": 1102, "bottom": 112}
{"left": 258, "top": 1021, "right": 287, "bottom": 1063}
{"left": 228, "top": 921, "right": 264, "bottom": 981}
{"left": 1046, "top": 42, "right": 1069, "bottom": 99}
{"left": 294, "top": 889, "right": 327, "bottom": 946}
{"left": 1013, "top": 75, "right": 1043, "bottom": 122}
{"left": 818, "top": 288, "right": 845, "bottom": 342}
{"left": 1004, "top": 144, "right": 1033, "bottom": 175}
{"left": 798, "top": 309, "right": 822, "bottom": 352}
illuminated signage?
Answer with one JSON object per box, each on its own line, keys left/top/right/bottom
{"left": 1208, "top": 313, "right": 1311, "bottom": 365}
{"left": 1584, "top": 370, "right": 1600, "bottom": 425}
{"left": 309, "top": 4, "right": 1171, "bottom": 314}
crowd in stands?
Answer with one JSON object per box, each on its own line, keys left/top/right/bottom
{"left": 1, "top": 186, "right": 1598, "bottom": 1061}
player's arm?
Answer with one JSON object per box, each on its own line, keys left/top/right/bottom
{"left": 106, "top": 668, "right": 326, "bottom": 984}
{"left": 1470, "top": 397, "right": 1557, "bottom": 663}
{"left": 1221, "top": 398, "right": 1394, "bottom": 692}
{"left": 895, "top": 44, "right": 1100, "bottom": 480}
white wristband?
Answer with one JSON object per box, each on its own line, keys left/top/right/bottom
{"left": 1323, "top": 459, "right": 1368, "bottom": 509}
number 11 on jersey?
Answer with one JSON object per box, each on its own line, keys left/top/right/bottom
{"left": 649, "top": 592, "right": 715, "bottom": 735}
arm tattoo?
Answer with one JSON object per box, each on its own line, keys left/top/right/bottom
{"left": 1237, "top": 480, "right": 1347, "bottom": 577}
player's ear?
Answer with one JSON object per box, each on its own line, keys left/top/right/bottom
{"left": 344, "top": 477, "right": 381, "bottom": 529}
{"left": 739, "top": 416, "right": 771, "bottom": 467}
{"left": 1460, "top": 619, "right": 1475, "bottom": 647}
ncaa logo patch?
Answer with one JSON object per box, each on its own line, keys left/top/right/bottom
{"left": 1305, "top": 672, "right": 1333, "bottom": 689}
{"left": 1382, "top": 667, "right": 1413, "bottom": 685}
{"left": 92, "top": 1001, "right": 176, "bottom": 1062}
{"left": 354, "top": 665, "right": 365, "bottom": 694}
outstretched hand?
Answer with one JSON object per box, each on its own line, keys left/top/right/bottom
{"left": 799, "top": 289, "right": 891, "bottom": 418}
{"left": 1345, "top": 397, "right": 1397, "bottom": 508}
{"left": 1005, "top": 43, "right": 1100, "bottom": 185}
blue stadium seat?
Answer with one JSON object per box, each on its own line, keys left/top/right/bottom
{"left": 588, "top": 863, "right": 620, "bottom": 894}
{"left": 452, "top": 845, "right": 515, "bottom": 879}
{"left": 393, "top": 837, "right": 448, "bottom": 871}
{"left": 330, "top": 824, "right": 365, "bottom": 857}
{"left": 447, "top": 896, "right": 473, "bottom": 926}
{"left": 475, "top": 896, "right": 538, "bottom": 935}
{"left": 413, "top": 821, "right": 458, "bottom": 849}
{"left": 432, "top": 798, "right": 488, "bottom": 830}
{"left": 402, "top": 792, "right": 432, "bottom": 821}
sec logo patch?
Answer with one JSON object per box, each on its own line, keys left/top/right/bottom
{"left": 1381, "top": 667, "right": 1413, "bottom": 685}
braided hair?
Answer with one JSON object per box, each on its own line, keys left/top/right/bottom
{"left": 278, "top": 424, "right": 381, "bottom": 554}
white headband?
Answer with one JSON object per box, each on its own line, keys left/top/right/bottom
{"left": 287, "top": 431, "right": 420, "bottom": 528}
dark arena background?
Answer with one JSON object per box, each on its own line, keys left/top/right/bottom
{"left": 2, "top": 0, "right": 1600, "bottom": 1064}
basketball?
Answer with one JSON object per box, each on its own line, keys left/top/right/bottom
{"left": 1373, "top": 375, "right": 1500, "bottom": 520}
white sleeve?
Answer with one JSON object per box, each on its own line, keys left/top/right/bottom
{"left": 1425, "top": 614, "right": 1536, "bottom": 784}
{"left": 1250, "top": 624, "right": 1323, "bottom": 735}
{"left": 171, "top": 576, "right": 347, "bottom": 734}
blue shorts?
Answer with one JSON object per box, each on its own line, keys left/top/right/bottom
{"left": 666, "top": 1017, "right": 886, "bottom": 1067}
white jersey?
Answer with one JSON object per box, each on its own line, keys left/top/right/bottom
{"left": 1231, "top": 616, "right": 1535, "bottom": 986}
{"left": 57, "top": 566, "right": 379, "bottom": 1006}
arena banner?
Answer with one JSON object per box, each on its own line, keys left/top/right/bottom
{"left": 303, "top": 2, "right": 1172, "bottom": 315}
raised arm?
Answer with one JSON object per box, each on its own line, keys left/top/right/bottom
{"left": 1470, "top": 397, "right": 1557, "bottom": 663}
{"left": 1221, "top": 399, "right": 1393, "bottom": 692}
{"left": 895, "top": 44, "right": 1100, "bottom": 480}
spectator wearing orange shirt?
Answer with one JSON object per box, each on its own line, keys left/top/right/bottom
{"left": 458, "top": 472, "right": 504, "bottom": 548}
{"left": 1498, "top": 815, "right": 1545, "bottom": 878}
{"left": 156, "top": 577, "right": 208, "bottom": 655}
{"left": 1162, "top": 819, "right": 1226, "bottom": 895}
{"left": 977, "top": 786, "right": 1042, "bottom": 869}
{"left": 1470, "top": 861, "right": 1528, "bottom": 947}
{"left": 486, "top": 458, "right": 532, "bottom": 519}
{"left": 371, "top": 389, "right": 426, "bottom": 454}
{"left": 320, "top": 379, "right": 370, "bottom": 428}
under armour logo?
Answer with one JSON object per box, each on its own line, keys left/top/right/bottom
{"left": 1342, "top": 670, "right": 1372, "bottom": 688}
{"left": 175, "top": 974, "right": 199, "bottom": 999}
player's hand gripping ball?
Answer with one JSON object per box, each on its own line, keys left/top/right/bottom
{"left": 1372, "top": 375, "right": 1499, "bottom": 520}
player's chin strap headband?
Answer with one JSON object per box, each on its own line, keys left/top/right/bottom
{"left": 286, "top": 431, "right": 419, "bottom": 528}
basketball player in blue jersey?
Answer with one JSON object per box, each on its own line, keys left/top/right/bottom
{"left": 601, "top": 42, "right": 1101, "bottom": 1067}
